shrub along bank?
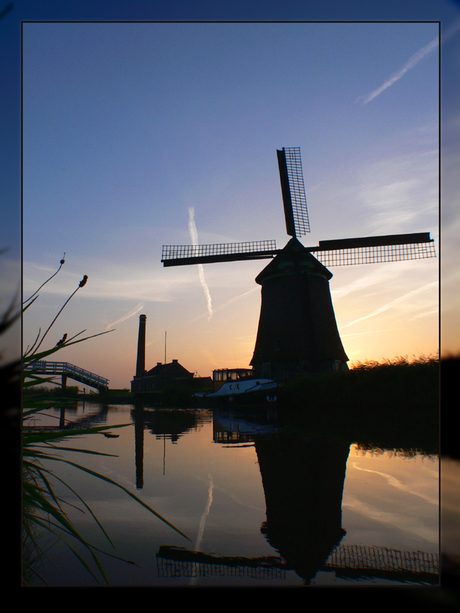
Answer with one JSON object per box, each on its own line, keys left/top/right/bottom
{"left": 281, "top": 355, "right": 439, "bottom": 453}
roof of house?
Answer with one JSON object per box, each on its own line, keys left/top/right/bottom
{"left": 146, "top": 359, "right": 192, "bottom": 378}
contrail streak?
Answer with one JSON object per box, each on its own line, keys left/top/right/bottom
{"left": 105, "top": 301, "right": 145, "bottom": 330}
{"left": 194, "top": 474, "right": 214, "bottom": 552}
{"left": 351, "top": 462, "right": 438, "bottom": 505}
{"left": 190, "top": 287, "right": 258, "bottom": 322}
{"left": 189, "top": 474, "right": 214, "bottom": 585}
{"left": 359, "top": 36, "right": 438, "bottom": 105}
{"left": 188, "top": 207, "right": 213, "bottom": 320}
{"left": 342, "top": 281, "right": 437, "bottom": 328}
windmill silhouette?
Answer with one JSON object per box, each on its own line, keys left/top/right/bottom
{"left": 161, "top": 147, "right": 436, "bottom": 380}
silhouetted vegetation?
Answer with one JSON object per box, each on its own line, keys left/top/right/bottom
{"left": 282, "top": 354, "right": 439, "bottom": 454}
{"left": 23, "top": 384, "right": 80, "bottom": 398}
{"left": 22, "top": 256, "right": 189, "bottom": 585}
{"left": 440, "top": 353, "right": 460, "bottom": 459}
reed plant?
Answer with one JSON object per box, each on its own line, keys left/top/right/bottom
{"left": 282, "top": 353, "right": 439, "bottom": 452}
{"left": 285, "top": 353, "right": 439, "bottom": 410}
{"left": 21, "top": 256, "right": 189, "bottom": 585}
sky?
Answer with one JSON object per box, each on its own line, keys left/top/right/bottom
{"left": 20, "top": 20, "right": 441, "bottom": 388}
{"left": 2, "top": 1, "right": 459, "bottom": 391}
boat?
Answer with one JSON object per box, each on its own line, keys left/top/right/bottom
{"left": 194, "top": 377, "right": 280, "bottom": 405}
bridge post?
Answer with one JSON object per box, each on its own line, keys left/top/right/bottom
{"left": 61, "top": 374, "right": 67, "bottom": 390}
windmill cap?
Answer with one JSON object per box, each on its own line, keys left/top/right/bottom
{"left": 255, "top": 238, "right": 332, "bottom": 284}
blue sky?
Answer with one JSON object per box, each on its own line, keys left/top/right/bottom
{"left": 2, "top": 1, "right": 459, "bottom": 389}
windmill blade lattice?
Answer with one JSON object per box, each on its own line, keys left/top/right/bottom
{"left": 161, "top": 147, "right": 436, "bottom": 268}
{"left": 161, "top": 240, "right": 278, "bottom": 267}
{"left": 310, "top": 232, "right": 436, "bottom": 266}
{"left": 277, "top": 147, "right": 310, "bottom": 238}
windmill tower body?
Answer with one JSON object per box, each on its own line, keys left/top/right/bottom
{"left": 251, "top": 238, "right": 348, "bottom": 380}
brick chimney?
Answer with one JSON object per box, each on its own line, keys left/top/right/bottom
{"left": 136, "top": 314, "right": 147, "bottom": 377}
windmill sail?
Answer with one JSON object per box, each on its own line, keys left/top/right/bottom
{"left": 161, "top": 232, "right": 435, "bottom": 267}
{"left": 160, "top": 146, "right": 436, "bottom": 379}
{"left": 309, "top": 232, "right": 436, "bottom": 267}
{"left": 161, "top": 146, "right": 436, "bottom": 268}
{"left": 161, "top": 240, "right": 278, "bottom": 267}
{"left": 277, "top": 147, "right": 310, "bottom": 238}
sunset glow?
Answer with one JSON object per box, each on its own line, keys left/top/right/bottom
{"left": 20, "top": 21, "right": 442, "bottom": 389}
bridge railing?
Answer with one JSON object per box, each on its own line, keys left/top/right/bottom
{"left": 25, "top": 360, "right": 109, "bottom": 389}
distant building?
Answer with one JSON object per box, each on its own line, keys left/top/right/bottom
{"left": 132, "top": 358, "right": 194, "bottom": 392}
{"left": 130, "top": 315, "right": 209, "bottom": 392}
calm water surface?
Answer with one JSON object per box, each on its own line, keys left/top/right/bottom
{"left": 28, "top": 402, "right": 439, "bottom": 587}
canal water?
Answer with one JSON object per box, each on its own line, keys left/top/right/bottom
{"left": 26, "top": 402, "right": 439, "bottom": 587}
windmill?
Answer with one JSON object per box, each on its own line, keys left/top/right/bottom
{"left": 161, "top": 147, "right": 436, "bottom": 380}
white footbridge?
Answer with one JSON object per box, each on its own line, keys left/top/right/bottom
{"left": 25, "top": 360, "right": 109, "bottom": 392}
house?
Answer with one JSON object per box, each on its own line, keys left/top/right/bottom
{"left": 130, "top": 314, "right": 210, "bottom": 393}
{"left": 131, "top": 358, "right": 194, "bottom": 392}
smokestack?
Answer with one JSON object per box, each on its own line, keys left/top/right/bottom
{"left": 136, "top": 314, "right": 147, "bottom": 377}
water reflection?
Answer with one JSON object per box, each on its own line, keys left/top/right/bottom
{"left": 131, "top": 404, "right": 210, "bottom": 489}
{"left": 37, "top": 401, "right": 110, "bottom": 430}
{"left": 125, "top": 404, "right": 438, "bottom": 585}
{"left": 34, "top": 401, "right": 438, "bottom": 585}
{"left": 255, "top": 430, "right": 350, "bottom": 583}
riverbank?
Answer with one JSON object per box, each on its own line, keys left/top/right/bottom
{"left": 25, "top": 354, "right": 440, "bottom": 414}
{"left": 24, "top": 355, "right": 441, "bottom": 452}
{"left": 280, "top": 355, "right": 440, "bottom": 454}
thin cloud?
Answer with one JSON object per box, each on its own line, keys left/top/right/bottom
{"left": 355, "top": 147, "right": 438, "bottom": 235}
{"left": 188, "top": 207, "right": 213, "bottom": 321}
{"left": 342, "top": 281, "right": 438, "bottom": 329}
{"left": 358, "top": 36, "right": 438, "bottom": 105}
{"left": 341, "top": 327, "right": 405, "bottom": 338}
{"left": 190, "top": 286, "right": 258, "bottom": 322}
